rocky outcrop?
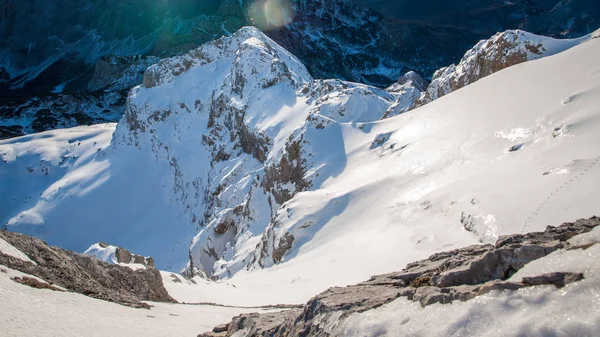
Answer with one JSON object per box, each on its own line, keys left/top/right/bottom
{"left": 383, "top": 71, "right": 427, "bottom": 118}
{"left": 411, "top": 29, "right": 597, "bottom": 110}
{"left": 104, "top": 243, "right": 155, "bottom": 267}
{"left": 84, "top": 242, "right": 155, "bottom": 267}
{"left": 0, "top": 230, "right": 175, "bottom": 308}
{"left": 199, "top": 217, "right": 599, "bottom": 337}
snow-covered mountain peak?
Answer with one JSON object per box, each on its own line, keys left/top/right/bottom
{"left": 141, "top": 26, "right": 311, "bottom": 91}
{"left": 1, "top": 27, "right": 599, "bottom": 292}
{"left": 86, "top": 26, "right": 398, "bottom": 275}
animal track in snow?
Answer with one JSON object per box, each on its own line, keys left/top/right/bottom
{"left": 523, "top": 157, "right": 599, "bottom": 233}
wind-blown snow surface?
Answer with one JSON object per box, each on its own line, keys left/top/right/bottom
{"left": 1, "top": 28, "right": 600, "bottom": 306}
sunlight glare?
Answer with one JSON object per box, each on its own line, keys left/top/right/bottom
{"left": 249, "top": 0, "right": 295, "bottom": 30}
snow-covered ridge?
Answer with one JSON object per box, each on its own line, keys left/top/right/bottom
{"left": 0, "top": 26, "right": 402, "bottom": 274}
{"left": 114, "top": 26, "right": 402, "bottom": 276}
{"left": 413, "top": 29, "right": 600, "bottom": 108}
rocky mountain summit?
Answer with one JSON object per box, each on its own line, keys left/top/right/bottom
{"left": 412, "top": 29, "right": 599, "bottom": 109}
{"left": 0, "top": 230, "right": 174, "bottom": 308}
{"left": 199, "top": 217, "right": 599, "bottom": 337}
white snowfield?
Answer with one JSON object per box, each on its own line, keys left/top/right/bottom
{"left": 1, "top": 26, "right": 599, "bottom": 315}
{"left": 0, "top": 265, "right": 272, "bottom": 337}
{"left": 0, "top": 237, "right": 36, "bottom": 264}
{"left": 1, "top": 222, "right": 598, "bottom": 336}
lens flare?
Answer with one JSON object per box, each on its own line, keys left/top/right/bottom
{"left": 248, "top": 0, "right": 295, "bottom": 30}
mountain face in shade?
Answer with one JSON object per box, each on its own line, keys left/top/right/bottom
{"left": 1, "top": 0, "right": 598, "bottom": 141}
{"left": 1, "top": 0, "right": 598, "bottom": 93}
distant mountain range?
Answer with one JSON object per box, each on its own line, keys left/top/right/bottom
{"left": 0, "top": 0, "right": 598, "bottom": 139}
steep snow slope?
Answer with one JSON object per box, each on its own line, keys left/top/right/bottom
{"left": 1, "top": 28, "right": 599, "bottom": 306}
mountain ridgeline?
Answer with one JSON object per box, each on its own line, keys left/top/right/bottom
{"left": 0, "top": 0, "right": 599, "bottom": 139}
{"left": 1, "top": 25, "right": 598, "bottom": 278}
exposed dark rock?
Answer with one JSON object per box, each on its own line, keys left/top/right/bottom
{"left": 0, "top": 230, "right": 176, "bottom": 308}
{"left": 522, "top": 272, "right": 584, "bottom": 288}
{"left": 213, "top": 324, "right": 230, "bottom": 333}
{"left": 272, "top": 233, "right": 295, "bottom": 263}
{"left": 0, "top": 90, "right": 125, "bottom": 139}
{"left": 199, "top": 216, "right": 599, "bottom": 337}
{"left": 11, "top": 275, "right": 65, "bottom": 292}
{"left": 114, "top": 246, "right": 155, "bottom": 267}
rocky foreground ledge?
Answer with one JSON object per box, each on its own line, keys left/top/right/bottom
{"left": 0, "top": 231, "right": 175, "bottom": 308}
{"left": 200, "top": 217, "right": 599, "bottom": 337}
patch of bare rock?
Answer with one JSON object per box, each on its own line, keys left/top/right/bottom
{"left": 0, "top": 230, "right": 175, "bottom": 308}
{"left": 199, "top": 217, "right": 599, "bottom": 337}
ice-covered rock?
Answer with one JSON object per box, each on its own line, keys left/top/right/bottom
{"left": 383, "top": 71, "right": 428, "bottom": 118}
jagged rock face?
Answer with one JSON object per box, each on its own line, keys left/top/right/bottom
{"left": 2, "top": 0, "right": 598, "bottom": 93}
{"left": 0, "top": 91, "right": 124, "bottom": 139}
{"left": 199, "top": 217, "right": 599, "bottom": 337}
{"left": 411, "top": 29, "right": 598, "bottom": 109}
{"left": 0, "top": 0, "right": 467, "bottom": 93}
{"left": 0, "top": 230, "right": 175, "bottom": 308}
{"left": 114, "top": 27, "right": 401, "bottom": 277}
{"left": 267, "top": 0, "right": 482, "bottom": 87}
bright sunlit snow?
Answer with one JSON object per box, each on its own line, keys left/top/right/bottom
{"left": 0, "top": 265, "right": 274, "bottom": 337}
{"left": 1, "top": 28, "right": 599, "bottom": 310}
